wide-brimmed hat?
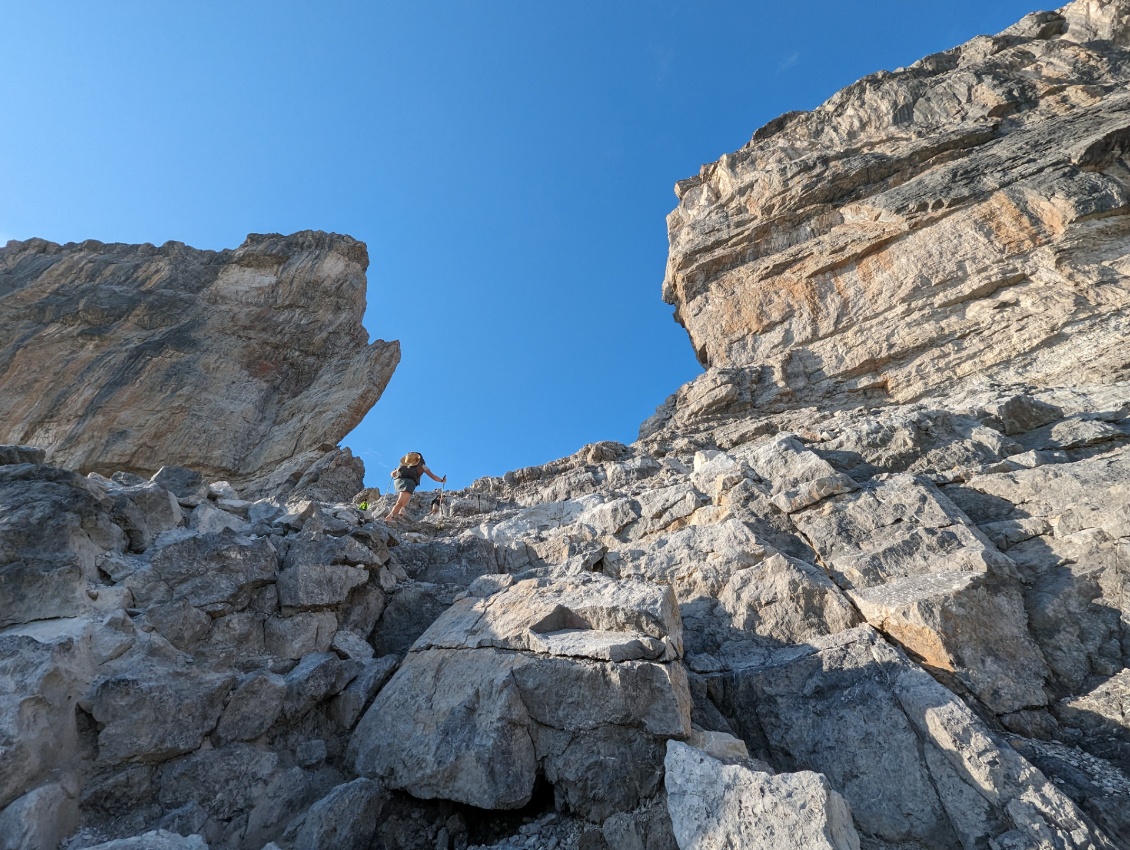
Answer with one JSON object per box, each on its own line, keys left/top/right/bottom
{"left": 401, "top": 452, "right": 424, "bottom": 466}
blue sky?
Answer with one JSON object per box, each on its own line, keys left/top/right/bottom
{"left": 2, "top": 1, "right": 1041, "bottom": 489}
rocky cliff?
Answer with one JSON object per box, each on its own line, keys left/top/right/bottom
{"left": 0, "top": 231, "right": 399, "bottom": 495}
{"left": 3, "top": 2, "right": 1130, "bottom": 850}
{"left": 663, "top": 1, "right": 1130, "bottom": 411}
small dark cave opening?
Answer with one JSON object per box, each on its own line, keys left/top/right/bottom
{"left": 463, "top": 776, "right": 557, "bottom": 845}
{"left": 377, "top": 777, "right": 558, "bottom": 850}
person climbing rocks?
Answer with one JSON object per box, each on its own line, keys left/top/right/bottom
{"left": 385, "top": 451, "right": 446, "bottom": 520}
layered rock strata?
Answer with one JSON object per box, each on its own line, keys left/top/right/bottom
{"left": 662, "top": 2, "right": 1130, "bottom": 410}
{"left": 0, "top": 231, "right": 398, "bottom": 495}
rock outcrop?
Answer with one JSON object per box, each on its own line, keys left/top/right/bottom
{"left": 3, "top": 2, "right": 1130, "bottom": 850}
{"left": 662, "top": 2, "right": 1130, "bottom": 411}
{"left": 0, "top": 231, "right": 398, "bottom": 495}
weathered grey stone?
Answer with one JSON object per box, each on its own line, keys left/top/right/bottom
{"left": 338, "top": 583, "right": 387, "bottom": 640}
{"left": 352, "top": 575, "right": 691, "bottom": 820}
{"left": 196, "top": 610, "right": 266, "bottom": 665}
{"left": 78, "top": 764, "right": 157, "bottom": 818}
{"left": 285, "top": 447, "right": 367, "bottom": 504}
{"left": 718, "top": 552, "right": 861, "bottom": 643}
{"left": 149, "top": 529, "right": 277, "bottom": 616}
{"left": 209, "top": 481, "right": 238, "bottom": 499}
{"left": 78, "top": 831, "right": 207, "bottom": 850}
{"left": 276, "top": 563, "right": 369, "bottom": 610}
{"left": 790, "top": 473, "right": 1051, "bottom": 714}
{"left": 156, "top": 801, "right": 209, "bottom": 839}
{"left": 816, "top": 407, "right": 1019, "bottom": 483}
{"left": 412, "top": 575, "right": 682, "bottom": 661}
{"left": 849, "top": 571, "right": 1049, "bottom": 714}
{"left": 956, "top": 447, "right": 1130, "bottom": 692}
{"left": 601, "top": 796, "right": 678, "bottom": 850}
{"left": 151, "top": 466, "right": 208, "bottom": 504}
{"left": 630, "top": 483, "right": 705, "bottom": 537}
{"left": 294, "top": 739, "right": 327, "bottom": 768}
{"left": 713, "top": 626, "right": 1108, "bottom": 849}
{"left": 214, "top": 671, "right": 287, "bottom": 744}
{"left": 744, "top": 435, "right": 857, "bottom": 513}
{"left": 243, "top": 767, "right": 317, "bottom": 849}
{"left": 370, "top": 581, "right": 458, "bottom": 656}
{"left": 984, "top": 394, "right": 1065, "bottom": 436}
{"left": 0, "top": 782, "right": 79, "bottom": 850}
{"left": 329, "top": 655, "right": 400, "bottom": 730}
{"left": 0, "top": 232, "right": 399, "bottom": 494}
{"left": 264, "top": 611, "right": 337, "bottom": 659}
{"left": 350, "top": 648, "right": 536, "bottom": 810}
{"left": 618, "top": 519, "right": 774, "bottom": 602}
{"left": 1056, "top": 669, "right": 1130, "bottom": 766}
{"left": 146, "top": 599, "right": 212, "bottom": 650}
{"left": 283, "top": 530, "right": 382, "bottom": 570}
{"left": 248, "top": 500, "right": 283, "bottom": 525}
{"left": 0, "top": 446, "right": 46, "bottom": 466}
{"left": 690, "top": 449, "right": 746, "bottom": 501}
{"left": 286, "top": 778, "right": 387, "bottom": 850}
{"left": 661, "top": 5, "right": 1130, "bottom": 409}
{"left": 188, "top": 502, "right": 250, "bottom": 535}
{"left": 331, "top": 628, "right": 374, "bottom": 661}
{"left": 0, "top": 630, "right": 94, "bottom": 812}
{"left": 301, "top": 506, "right": 356, "bottom": 537}
{"left": 86, "top": 667, "right": 235, "bottom": 764}
{"left": 283, "top": 652, "right": 343, "bottom": 719}
{"left": 271, "top": 499, "right": 317, "bottom": 531}
{"left": 665, "top": 741, "right": 860, "bottom": 850}
{"left": 0, "top": 464, "right": 124, "bottom": 628}
{"left": 158, "top": 743, "right": 278, "bottom": 821}
{"left": 106, "top": 481, "right": 184, "bottom": 552}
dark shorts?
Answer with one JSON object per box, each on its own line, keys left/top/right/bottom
{"left": 393, "top": 476, "right": 418, "bottom": 494}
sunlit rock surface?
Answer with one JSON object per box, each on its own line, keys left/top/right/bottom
{"left": 4, "top": 2, "right": 1130, "bottom": 849}
{"left": 662, "top": 3, "right": 1130, "bottom": 411}
{"left": 0, "top": 231, "right": 399, "bottom": 495}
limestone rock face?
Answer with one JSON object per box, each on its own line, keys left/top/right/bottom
{"left": 662, "top": 2, "right": 1130, "bottom": 411}
{"left": 0, "top": 231, "right": 399, "bottom": 494}
{"left": 4, "top": 3, "right": 1130, "bottom": 849}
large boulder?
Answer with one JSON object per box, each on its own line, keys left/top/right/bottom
{"left": 349, "top": 574, "right": 692, "bottom": 821}
{"left": 0, "top": 231, "right": 399, "bottom": 493}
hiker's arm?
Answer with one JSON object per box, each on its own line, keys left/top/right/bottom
{"left": 423, "top": 466, "right": 446, "bottom": 483}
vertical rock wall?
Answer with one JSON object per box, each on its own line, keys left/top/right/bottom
{"left": 663, "top": 5, "right": 1130, "bottom": 410}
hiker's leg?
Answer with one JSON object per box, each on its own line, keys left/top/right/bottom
{"left": 388, "top": 491, "right": 411, "bottom": 517}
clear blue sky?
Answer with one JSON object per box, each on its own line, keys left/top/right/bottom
{"left": 2, "top": 1, "right": 1042, "bottom": 489}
